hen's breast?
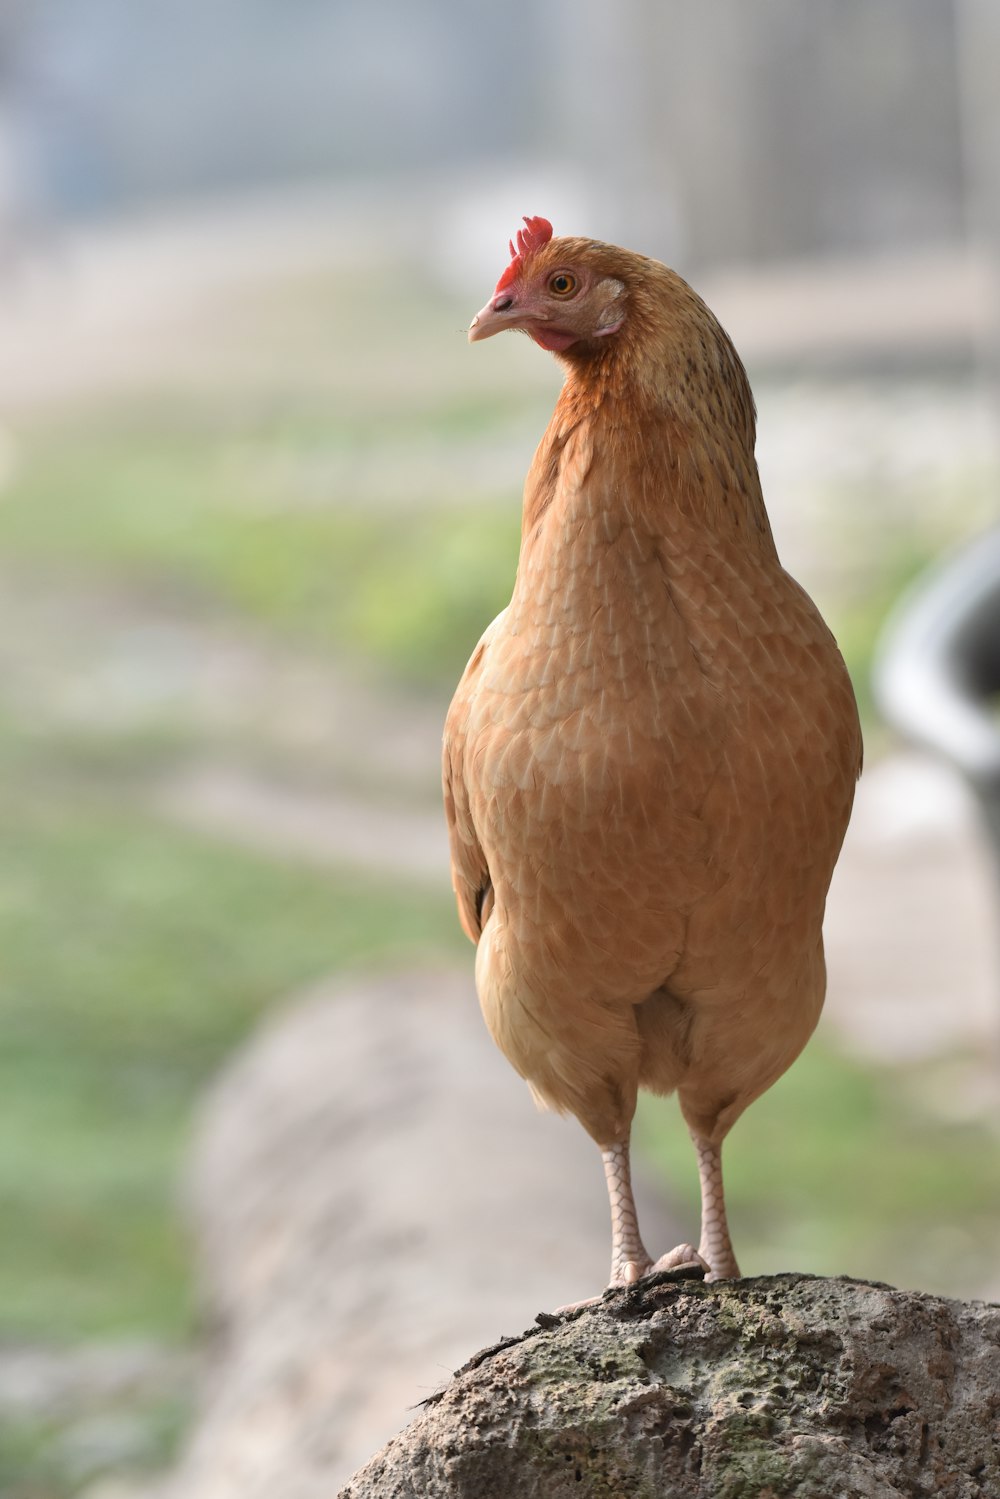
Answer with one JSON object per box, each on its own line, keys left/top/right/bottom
{"left": 461, "top": 481, "right": 859, "bottom": 1003}
{"left": 477, "top": 509, "right": 721, "bottom": 790}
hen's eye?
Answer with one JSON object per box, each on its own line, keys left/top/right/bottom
{"left": 549, "top": 272, "right": 578, "bottom": 297}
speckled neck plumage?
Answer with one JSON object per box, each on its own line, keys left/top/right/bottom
{"left": 520, "top": 350, "right": 777, "bottom": 560}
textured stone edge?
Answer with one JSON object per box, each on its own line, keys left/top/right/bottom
{"left": 339, "top": 1272, "right": 1000, "bottom": 1499}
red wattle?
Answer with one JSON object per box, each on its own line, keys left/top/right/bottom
{"left": 530, "top": 327, "right": 578, "bottom": 353}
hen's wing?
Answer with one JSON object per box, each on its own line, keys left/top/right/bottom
{"left": 442, "top": 611, "right": 505, "bottom": 943}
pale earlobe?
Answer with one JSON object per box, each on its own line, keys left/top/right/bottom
{"left": 595, "top": 279, "right": 626, "bottom": 334}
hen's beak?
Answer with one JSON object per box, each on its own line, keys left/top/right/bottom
{"left": 468, "top": 293, "right": 531, "bottom": 343}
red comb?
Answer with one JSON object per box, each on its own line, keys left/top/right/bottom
{"left": 494, "top": 215, "right": 554, "bottom": 292}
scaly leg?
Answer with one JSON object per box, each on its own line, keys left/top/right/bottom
{"left": 692, "top": 1133, "right": 740, "bottom": 1280}
{"left": 603, "top": 1140, "right": 654, "bottom": 1284}
{"left": 555, "top": 1135, "right": 709, "bottom": 1312}
{"left": 557, "top": 1138, "right": 704, "bottom": 1311}
{"left": 603, "top": 1139, "right": 704, "bottom": 1283}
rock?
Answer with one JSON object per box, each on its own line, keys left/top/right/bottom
{"left": 340, "top": 1270, "right": 1000, "bottom": 1499}
{"left": 159, "top": 971, "right": 683, "bottom": 1495}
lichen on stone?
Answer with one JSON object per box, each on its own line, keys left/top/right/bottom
{"left": 340, "top": 1272, "right": 1000, "bottom": 1499}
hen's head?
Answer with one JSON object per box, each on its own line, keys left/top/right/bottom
{"left": 468, "top": 215, "right": 756, "bottom": 447}
{"left": 469, "top": 215, "right": 631, "bottom": 356}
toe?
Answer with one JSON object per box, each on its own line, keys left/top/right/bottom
{"left": 649, "top": 1244, "right": 709, "bottom": 1275}
{"left": 620, "top": 1258, "right": 653, "bottom": 1285}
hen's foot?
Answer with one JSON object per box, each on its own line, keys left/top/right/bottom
{"left": 554, "top": 1243, "right": 707, "bottom": 1314}
{"left": 645, "top": 1242, "right": 708, "bottom": 1278}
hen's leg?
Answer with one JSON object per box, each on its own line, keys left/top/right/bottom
{"left": 603, "top": 1140, "right": 653, "bottom": 1284}
{"left": 555, "top": 1136, "right": 705, "bottom": 1313}
{"left": 603, "top": 1139, "right": 703, "bottom": 1286}
{"left": 692, "top": 1133, "right": 740, "bottom": 1280}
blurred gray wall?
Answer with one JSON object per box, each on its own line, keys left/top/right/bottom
{"left": 574, "top": 0, "right": 964, "bottom": 266}
{"left": 0, "top": 0, "right": 972, "bottom": 268}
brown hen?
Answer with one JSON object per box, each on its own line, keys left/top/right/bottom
{"left": 442, "top": 217, "right": 861, "bottom": 1296}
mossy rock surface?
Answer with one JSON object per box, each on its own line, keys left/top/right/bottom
{"left": 340, "top": 1271, "right": 1000, "bottom": 1499}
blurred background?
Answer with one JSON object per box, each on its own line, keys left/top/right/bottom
{"left": 2, "top": 1, "right": 1000, "bottom": 1494}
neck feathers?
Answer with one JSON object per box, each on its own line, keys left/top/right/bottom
{"left": 523, "top": 297, "right": 775, "bottom": 554}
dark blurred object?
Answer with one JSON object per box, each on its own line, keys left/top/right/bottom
{"left": 875, "top": 530, "right": 1000, "bottom": 862}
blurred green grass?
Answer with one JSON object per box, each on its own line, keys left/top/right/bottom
{"left": 0, "top": 786, "right": 461, "bottom": 1341}
{"left": 0, "top": 1395, "right": 192, "bottom": 1499}
{"left": 0, "top": 414, "right": 953, "bottom": 706}
{"left": 0, "top": 419, "right": 521, "bottom": 688}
